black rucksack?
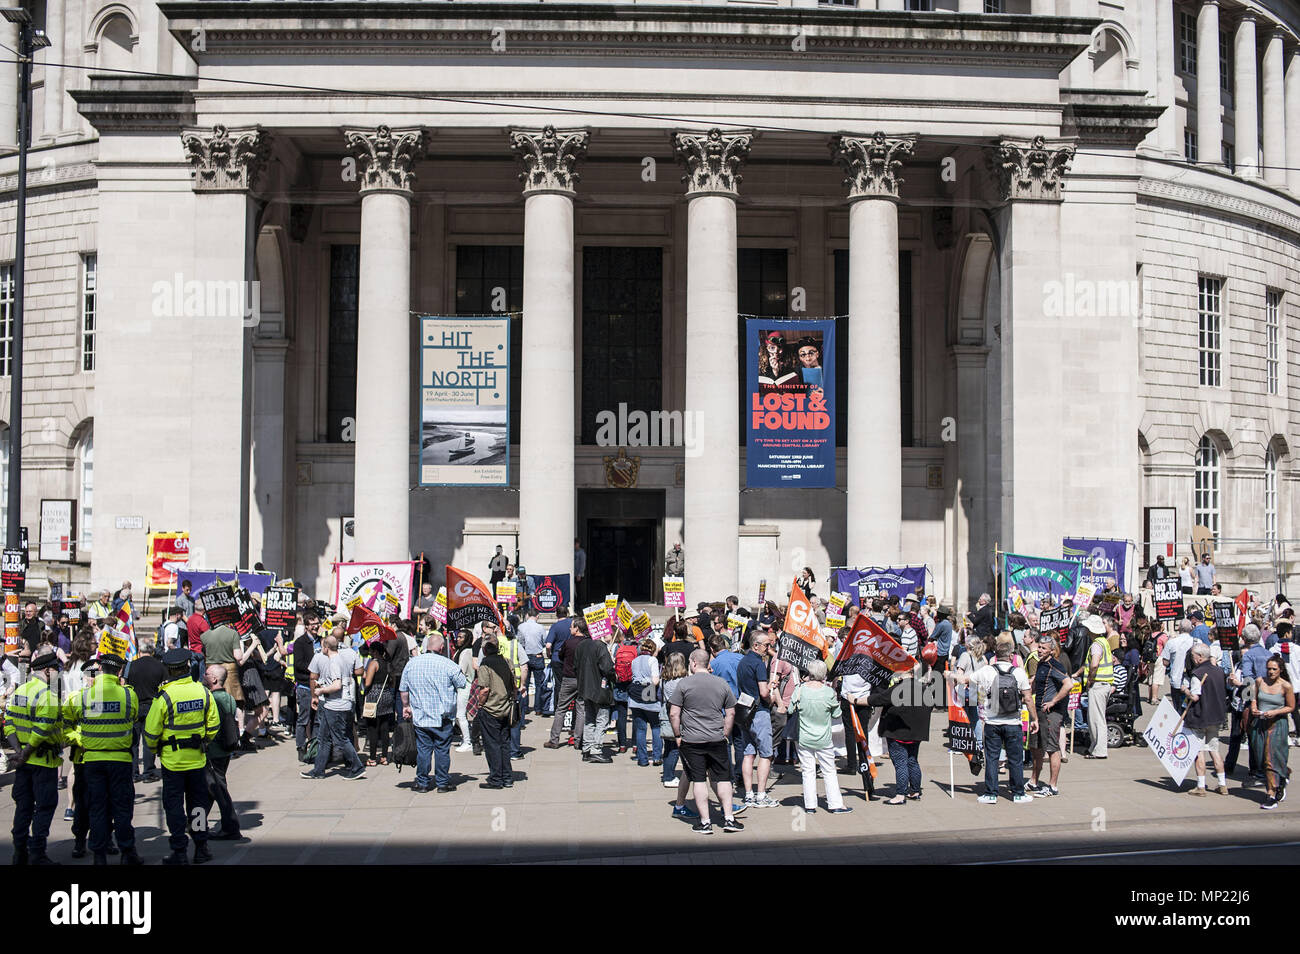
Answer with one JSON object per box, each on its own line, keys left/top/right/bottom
{"left": 993, "top": 662, "right": 1021, "bottom": 718}
{"left": 217, "top": 700, "right": 240, "bottom": 751}
{"left": 390, "top": 721, "right": 417, "bottom": 771}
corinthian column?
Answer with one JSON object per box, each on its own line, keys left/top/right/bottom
{"left": 831, "top": 132, "right": 916, "bottom": 566}
{"left": 510, "top": 125, "right": 588, "bottom": 584}
{"left": 343, "top": 124, "right": 424, "bottom": 562}
{"left": 673, "top": 128, "right": 752, "bottom": 602}
{"left": 989, "top": 136, "right": 1075, "bottom": 556}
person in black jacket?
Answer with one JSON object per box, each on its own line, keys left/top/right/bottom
{"left": 968, "top": 594, "right": 995, "bottom": 643}
{"left": 575, "top": 624, "right": 616, "bottom": 763}
{"left": 1183, "top": 643, "right": 1230, "bottom": 796}
{"left": 867, "top": 667, "right": 933, "bottom": 805}
{"left": 125, "top": 638, "right": 166, "bottom": 783}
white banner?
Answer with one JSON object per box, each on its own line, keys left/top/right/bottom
{"left": 1142, "top": 698, "right": 1202, "bottom": 785}
{"left": 332, "top": 561, "right": 417, "bottom": 619}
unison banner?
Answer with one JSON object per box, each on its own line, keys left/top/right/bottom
{"left": 1062, "top": 537, "right": 1129, "bottom": 591}
{"left": 832, "top": 566, "right": 928, "bottom": 608}
{"left": 1003, "top": 552, "right": 1082, "bottom": 612}
{"left": 419, "top": 315, "right": 509, "bottom": 486}
{"left": 745, "top": 318, "right": 835, "bottom": 488}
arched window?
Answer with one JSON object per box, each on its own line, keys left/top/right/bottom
{"left": 77, "top": 429, "right": 93, "bottom": 551}
{"left": 1194, "top": 434, "right": 1220, "bottom": 540}
{"left": 96, "top": 14, "right": 134, "bottom": 73}
{"left": 1265, "top": 446, "right": 1278, "bottom": 544}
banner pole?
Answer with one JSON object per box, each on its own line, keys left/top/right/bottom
{"left": 949, "top": 746, "right": 955, "bottom": 799}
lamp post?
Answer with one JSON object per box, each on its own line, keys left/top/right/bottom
{"left": 0, "top": 8, "right": 48, "bottom": 549}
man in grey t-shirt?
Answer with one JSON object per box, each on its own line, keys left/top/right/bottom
{"left": 1195, "top": 554, "right": 1216, "bottom": 595}
{"left": 668, "top": 650, "right": 742, "bottom": 833}
{"left": 302, "top": 635, "right": 365, "bottom": 780}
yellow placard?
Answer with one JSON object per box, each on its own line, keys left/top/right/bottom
{"left": 630, "top": 611, "right": 652, "bottom": 637}
{"left": 346, "top": 595, "right": 363, "bottom": 611}
{"left": 97, "top": 631, "right": 129, "bottom": 659}
{"left": 617, "top": 600, "right": 634, "bottom": 630}
{"left": 605, "top": 594, "right": 618, "bottom": 623}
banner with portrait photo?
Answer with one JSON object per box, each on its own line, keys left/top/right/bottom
{"left": 419, "top": 315, "right": 510, "bottom": 487}
{"left": 745, "top": 318, "right": 835, "bottom": 488}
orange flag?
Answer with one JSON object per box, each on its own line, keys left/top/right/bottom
{"left": 445, "top": 565, "right": 504, "bottom": 632}
{"left": 783, "top": 579, "right": 828, "bottom": 654}
{"left": 346, "top": 603, "right": 398, "bottom": 644}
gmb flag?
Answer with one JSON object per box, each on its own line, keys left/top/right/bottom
{"left": 831, "top": 613, "right": 916, "bottom": 687}
{"left": 445, "top": 566, "right": 504, "bottom": 632}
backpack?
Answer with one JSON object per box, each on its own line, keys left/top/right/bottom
{"left": 217, "top": 698, "right": 240, "bottom": 751}
{"left": 614, "top": 644, "right": 638, "bottom": 684}
{"left": 390, "top": 721, "right": 417, "bottom": 771}
{"left": 992, "top": 662, "right": 1021, "bottom": 718}
{"left": 1140, "top": 634, "right": 1159, "bottom": 664}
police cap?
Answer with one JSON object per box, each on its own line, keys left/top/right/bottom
{"left": 161, "top": 648, "right": 191, "bottom": 668}
{"left": 30, "top": 649, "right": 60, "bottom": 671}
{"left": 98, "top": 652, "right": 126, "bottom": 671}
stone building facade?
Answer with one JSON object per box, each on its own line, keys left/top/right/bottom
{"left": 0, "top": 0, "right": 1296, "bottom": 609}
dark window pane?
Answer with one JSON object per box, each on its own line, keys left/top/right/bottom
{"left": 455, "top": 245, "right": 524, "bottom": 442}
{"left": 327, "top": 244, "right": 360, "bottom": 442}
{"left": 738, "top": 248, "right": 790, "bottom": 443}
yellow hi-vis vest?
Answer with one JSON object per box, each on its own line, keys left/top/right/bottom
{"left": 144, "top": 677, "right": 218, "bottom": 771}
{"left": 65, "top": 673, "right": 138, "bottom": 763}
{"left": 1090, "top": 637, "right": 1115, "bottom": 684}
{"left": 6, "top": 677, "right": 64, "bottom": 768}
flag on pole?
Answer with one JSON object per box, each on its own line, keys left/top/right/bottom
{"left": 346, "top": 603, "right": 398, "bottom": 644}
{"left": 445, "top": 566, "right": 505, "bottom": 632}
{"left": 1235, "top": 588, "right": 1251, "bottom": 638}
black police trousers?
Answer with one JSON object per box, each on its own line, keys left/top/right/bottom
{"left": 85, "top": 760, "right": 135, "bottom": 854}
{"left": 11, "top": 763, "right": 57, "bottom": 855}
{"left": 162, "top": 765, "right": 212, "bottom": 853}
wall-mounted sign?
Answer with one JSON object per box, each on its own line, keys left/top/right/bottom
{"left": 39, "top": 499, "right": 77, "bottom": 563}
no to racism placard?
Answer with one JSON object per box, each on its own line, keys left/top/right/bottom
{"left": 1, "top": 549, "right": 26, "bottom": 592}
{"left": 419, "top": 315, "right": 509, "bottom": 486}
{"left": 1153, "top": 578, "right": 1184, "bottom": 621}
{"left": 199, "top": 585, "right": 240, "bottom": 628}
{"left": 263, "top": 585, "right": 297, "bottom": 632}
{"left": 745, "top": 318, "right": 835, "bottom": 488}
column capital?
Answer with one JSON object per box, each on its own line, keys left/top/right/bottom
{"left": 342, "top": 124, "right": 425, "bottom": 195}
{"left": 989, "top": 135, "right": 1075, "bottom": 202}
{"left": 181, "top": 125, "right": 270, "bottom": 193}
{"left": 672, "top": 127, "right": 753, "bottom": 197}
{"left": 509, "top": 125, "right": 589, "bottom": 196}
{"left": 830, "top": 131, "right": 917, "bottom": 202}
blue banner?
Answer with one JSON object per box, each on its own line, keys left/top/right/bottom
{"left": 746, "top": 318, "right": 835, "bottom": 488}
{"left": 526, "top": 574, "right": 570, "bottom": 616}
{"left": 1062, "top": 537, "right": 1129, "bottom": 591}
{"left": 832, "top": 566, "right": 929, "bottom": 607}
{"left": 1002, "top": 553, "right": 1082, "bottom": 613}
{"left": 178, "top": 569, "right": 277, "bottom": 598}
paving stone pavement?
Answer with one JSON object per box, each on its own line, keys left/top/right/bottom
{"left": 3, "top": 713, "right": 1296, "bottom": 864}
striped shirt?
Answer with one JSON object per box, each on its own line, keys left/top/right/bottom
{"left": 399, "top": 651, "right": 467, "bottom": 727}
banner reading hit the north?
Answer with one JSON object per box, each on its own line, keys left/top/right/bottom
{"left": 1003, "top": 552, "right": 1082, "bottom": 612}
{"left": 745, "top": 318, "right": 835, "bottom": 488}
{"left": 419, "top": 315, "right": 509, "bottom": 486}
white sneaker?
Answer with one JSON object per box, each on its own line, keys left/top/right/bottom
{"left": 1013, "top": 794, "right": 1034, "bottom": 804}
{"left": 662, "top": 779, "right": 679, "bottom": 789}
{"left": 454, "top": 744, "right": 472, "bottom": 753}
{"left": 977, "top": 794, "right": 998, "bottom": 805}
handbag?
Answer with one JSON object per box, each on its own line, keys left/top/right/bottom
{"left": 782, "top": 687, "right": 801, "bottom": 744}
{"left": 508, "top": 696, "right": 522, "bottom": 728}
{"left": 362, "top": 673, "right": 389, "bottom": 720}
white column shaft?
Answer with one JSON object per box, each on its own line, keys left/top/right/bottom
{"left": 0, "top": 19, "right": 16, "bottom": 149}
{"left": 847, "top": 198, "right": 901, "bottom": 566}
{"left": 519, "top": 192, "right": 576, "bottom": 580}
{"left": 684, "top": 194, "right": 738, "bottom": 601}
{"left": 1234, "top": 17, "right": 1258, "bottom": 178}
{"left": 1197, "top": 1, "right": 1222, "bottom": 166}
{"left": 353, "top": 191, "right": 411, "bottom": 562}
{"left": 1286, "top": 50, "right": 1300, "bottom": 194}
{"left": 1031, "top": 0, "right": 1056, "bottom": 15}
{"left": 41, "top": 0, "right": 63, "bottom": 138}
{"left": 1154, "top": 0, "right": 1178, "bottom": 155}
{"left": 957, "top": 0, "right": 982, "bottom": 13}
{"left": 1262, "top": 30, "right": 1287, "bottom": 186}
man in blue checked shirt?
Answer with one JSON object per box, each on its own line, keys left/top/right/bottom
{"left": 400, "top": 632, "right": 467, "bottom": 794}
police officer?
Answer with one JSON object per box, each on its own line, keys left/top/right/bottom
{"left": 144, "top": 648, "right": 219, "bottom": 865}
{"left": 5, "top": 648, "right": 64, "bottom": 865}
{"left": 64, "top": 653, "right": 142, "bottom": 865}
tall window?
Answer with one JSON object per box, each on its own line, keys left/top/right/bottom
{"left": 1218, "top": 29, "right": 1231, "bottom": 93}
{"left": 0, "top": 264, "right": 12, "bottom": 377}
{"left": 1264, "top": 445, "right": 1278, "bottom": 544}
{"left": 81, "top": 254, "right": 96, "bottom": 372}
{"left": 1194, "top": 434, "right": 1220, "bottom": 540}
{"left": 326, "top": 245, "right": 359, "bottom": 442}
{"left": 1184, "top": 129, "right": 1198, "bottom": 163}
{"left": 1178, "top": 10, "right": 1198, "bottom": 74}
{"left": 904, "top": 0, "right": 932, "bottom": 9}
{"left": 78, "top": 428, "right": 93, "bottom": 551}
{"left": 1266, "top": 290, "right": 1280, "bottom": 396}
{"left": 455, "top": 245, "right": 523, "bottom": 441}
{"left": 833, "top": 249, "right": 914, "bottom": 448}
{"left": 1222, "top": 142, "right": 1234, "bottom": 173}
{"left": 581, "top": 247, "right": 662, "bottom": 445}
{"left": 1198, "top": 276, "right": 1222, "bottom": 387}
{"left": 984, "top": 0, "right": 1004, "bottom": 11}
{"left": 739, "top": 248, "right": 789, "bottom": 444}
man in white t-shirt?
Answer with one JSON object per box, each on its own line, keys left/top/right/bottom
{"left": 953, "top": 632, "right": 1035, "bottom": 804}
{"left": 301, "top": 634, "right": 366, "bottom": 780}
{"left": 1159, "top": 619, "right": 1196, "bottom": 711}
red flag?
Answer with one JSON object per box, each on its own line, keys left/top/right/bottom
{"left": 346, "top": 603, "right": 397, "bottom": 644}
{"left": 783, "top": 579, "right": 827, "bottom": 651}
{"left": 445, "top": 566, "right": 504, "bottom": 632}
{"left": 1236, "top": 588, "right": 1251, "bottom": 638}
{"left": 833, "top": 612, "right": 917, "bottom": 673}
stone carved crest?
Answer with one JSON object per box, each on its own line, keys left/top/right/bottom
{"left": 672, "top": 128, "right": 753, "bottom": 196}
{"left": 181, "top": 125, "right": 270, "bottom": 192}
{"left": 509, "top": 126, "right": 589, "bottom": 194}
{"left": 603, "top": 448, "right": 642, "bottom": 490}
{"left": 830, "top": 132, "right": 916, "bottom": 200}
{"left": 342, "top": 125, "right": 425, "bottom": 193}
{"left": 990, "top": 135, "right": 1075, "bottom": 202}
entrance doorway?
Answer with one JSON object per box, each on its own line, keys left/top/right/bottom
{"left": 587, "top": 521, "right": 656, "bottom": 603}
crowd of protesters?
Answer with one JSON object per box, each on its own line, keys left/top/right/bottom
{"left": 4, "top": 557, "right": 1297, "bottom": 861}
